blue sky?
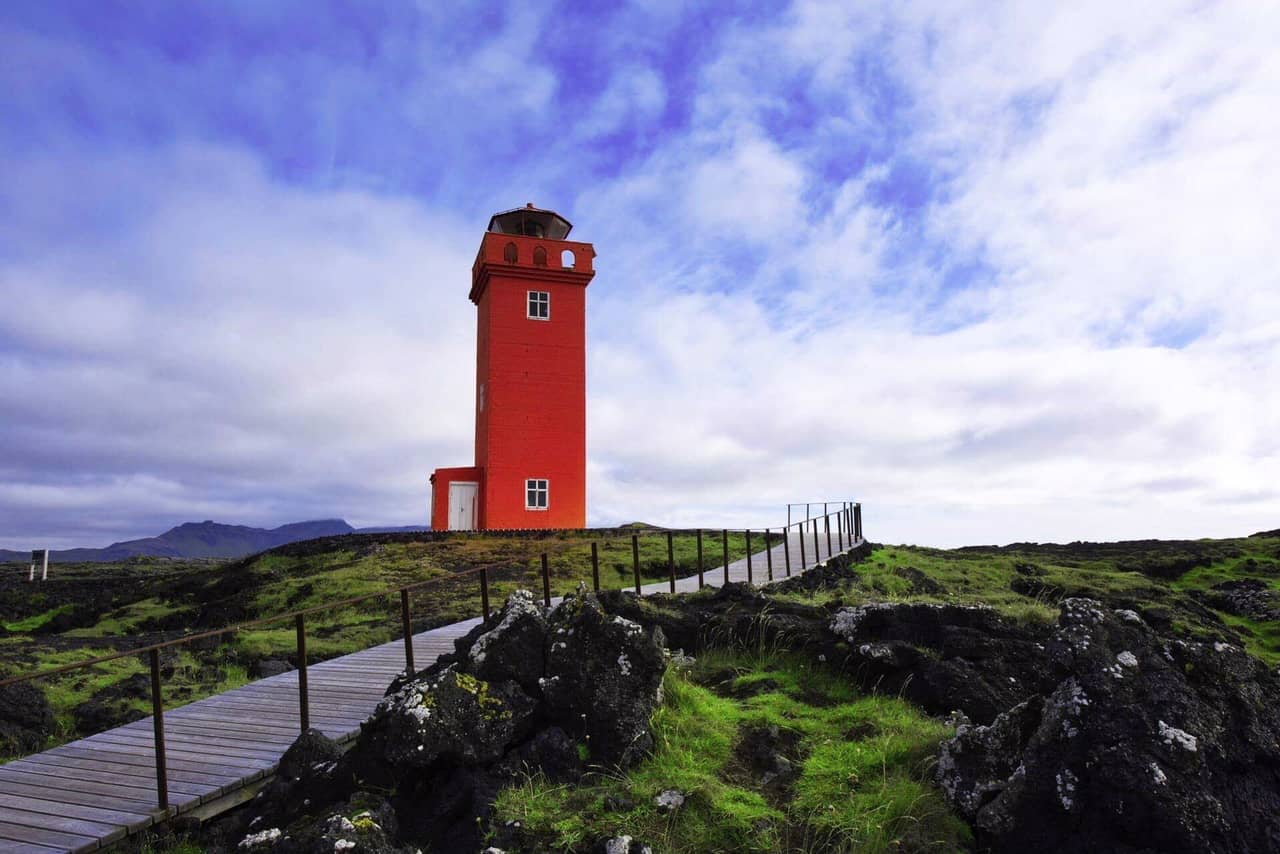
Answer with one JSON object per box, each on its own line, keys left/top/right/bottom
{"left": 3, "top": 1, "right": 1279, "bottom": 549}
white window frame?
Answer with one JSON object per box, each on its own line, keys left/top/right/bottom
{"left": 527, "top": 290, "right": 550, "bottom": 321}
{"left": 525, "top": 478, "right": 549, "bottom": 510}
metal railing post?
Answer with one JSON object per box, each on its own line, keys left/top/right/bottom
{"left": 784, "top": 525, "right": 792, "bottom": 576}
{"left": 856, "top": 503, "right": 863, "bottom": 540}
{"left": 591, "top": 542, "right": 600, "bottom": 592}
{"left": 481, "top": 567, "right": 491, "bottom": 618}
{"left": 722, "top": 529, "right": 729, "bottom": 585}
{"left": 148, "top": 649, "right": 169, "bottom": 811}
{"left": 400, "top": 589, "right": 415, "bottom": 676}
{"left": 837, "top": 510, "right": 845, "bottom": 551}
{"left": 667, "top": 531, "right": 676, "bottom": 593}
{"left": 632, "top": 534, "right": 641, "bottom": 594}
{"left": 295, "top": 614, "right": 309, "bottom": 732}
{"left": 765, "top": 528, "right": 774, "bottom": 581}
{"left": 799, "top": 521, "right": 807, "bottom": 569}
{"left": 812, "top": 521, "right": 820, "bottom": 565}
{"left": 825, "top": 514, "right": 833, "bottom": 556}
{"left": 541, "top": 554, "right": 552, "bottom": 607}
{"left": 696, "top": 529, "right": 705, "bottom": 589}
{"left": 746, "top": 529, "right": 753, "bottom": 585}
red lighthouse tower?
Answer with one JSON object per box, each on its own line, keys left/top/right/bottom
{"left": 430, "top": 205, "right": 596, "bottom": 530}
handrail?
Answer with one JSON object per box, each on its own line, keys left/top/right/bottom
{"left": 1, "top": 501, "right": 862, "bottom": 815}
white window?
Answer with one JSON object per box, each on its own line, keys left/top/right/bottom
{"left": 527, "top": 290, "right": 550, "bottom": 320}
{"left": 526, "top": 478, "right": 549, "bottom": 510}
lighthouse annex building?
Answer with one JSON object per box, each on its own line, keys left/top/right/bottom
{"left": 430, "top": 205, "right": 596, "bottom": 531}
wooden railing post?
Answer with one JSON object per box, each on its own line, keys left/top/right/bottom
{"left": 666, "top": 531, "right": 675, "bottom": 594}
{"left": 765, "top": 528, "right": 774, "bottom": 581}
{"left": 856, "top": 503, "right": 862, "bottom": 541}
{"left": 746, "top": 529, "right": 754, "bottom": 585}
{"left": 632, "top": 534, "right": 641, "bottom": 594}
{"left": 541, "top": 554, "right": 551, "bottom": 607}
{"left": 837, "top": 510, "right": 845, "bottom": 551}
{"left": 722, "top": 529, "right": 729, "bottom": 585}
{"left": 148, "top": 648, "right": 169, "bottom": 811}
{"left": 400, "top": 589, "right": 415, "bottom": 675}
{"left": 480, "top": 567, "right": 491, "bottom": 619}
{"left": 591, "top": 542, "right": 600, "bottom": 593}
{"left": 696, "top": 529, "right": 705, "bottom": 589}
{"left": 295, "top": 614, "right": 309, "bottom": 732}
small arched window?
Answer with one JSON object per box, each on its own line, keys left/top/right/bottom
{"left": 533, "top": 246, "right": 548, "bottom": 267}
{"left": 503, "top": 242, "right": 518, "bottom": 263}
{"left": 561, "top": 249, "right": 576, "bottom": 269}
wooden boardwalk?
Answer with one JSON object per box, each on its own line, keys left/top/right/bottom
{"left": 0, "top": 532, "right": 854, "bottom": 853}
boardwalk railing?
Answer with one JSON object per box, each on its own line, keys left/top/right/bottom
{"left": 0, "top": 501, "right": 862, "bottom": 816}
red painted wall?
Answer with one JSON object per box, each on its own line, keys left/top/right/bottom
{"left": 472, "top": 232, "right": 595, "bottom": 529}
{"left": 429, "top": 466, "right": 482, "bottom": 531}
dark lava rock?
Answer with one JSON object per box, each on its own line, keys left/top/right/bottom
{"left": 1202, "top": 578, "right": 1280, "bottom": 622}
{"left": 356, "top": 668, "right": 537, "bottom": 781}
{"left": 73, "top": 672, "right": 151, "bottom": 735}
{"left": 541, "top": 593, "right": 666, "bottom": 767}
{"left": 894, "top": 565, "right": 946, "bottom": 595}
{"left": 0, "top": 682, "right": 56, "bottom": 754}
{"left": 732, "top": 723, "right": 801, "bottom": 803}
{"left": 229, "top": 588, "right": 667, "bottom": 854}
{"left": 937, "top": 598, "right": 1280, "bottom": 853}
{"left": 251, "top": 658, "right": 294, "bottom": 679}
{"left": 830, "top": 602, "right": 1054, "bottom": 724}
{"left": 233, "top": 799, "right": 412, "bottom": 854}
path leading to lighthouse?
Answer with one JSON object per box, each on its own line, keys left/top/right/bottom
{"left": 0, "top": 532, "right": 858, "bottom": 853}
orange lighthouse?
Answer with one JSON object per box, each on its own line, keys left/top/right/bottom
{"left": 430, "top": 205, "right": 596, "bottom": 530}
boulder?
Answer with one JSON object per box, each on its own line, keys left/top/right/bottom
{"left": 0, "top": 682, "right": 56, "bottom": 755}
{"left": 359, "top": 667, "right": 536, "bottom": 775}
{"left": 937, "top": 598, "right": 1280, "bottom": 853}
{"left": 466, "top": 589, "right": 549, "bottom": 695}
{"left": 830, "top": 602, "right": 1053, "bottom": 724}
{"left": 541, "top": 593, "right": 666, "bottom": 767}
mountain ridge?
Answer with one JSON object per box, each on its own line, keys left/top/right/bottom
{"left": 1, "top": 519, "right": 428, "bottom": 563}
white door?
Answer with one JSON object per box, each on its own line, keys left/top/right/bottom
{"left": 448, "top": 482, "right": 479, "bottom": 531}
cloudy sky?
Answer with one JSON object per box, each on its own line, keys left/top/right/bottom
{"left": 3, "top": 1, "right": 1278, "bottom": 550}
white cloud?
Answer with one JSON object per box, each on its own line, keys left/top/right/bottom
{"left": 4, "top": 1, "right": 1279, "bottom": 550}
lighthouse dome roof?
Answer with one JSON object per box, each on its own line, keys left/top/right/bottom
{"left": 487, "top": 203, "right": 573, "bottom": 240}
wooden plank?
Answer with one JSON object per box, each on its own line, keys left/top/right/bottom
{"left": 2, "top": 757, "right": 213, "bottom": 795}
{"left": 45, "top": 742, "right": 257, "bottom": 779}
{"left": 81, "top": 732, "right": 281, "bottom": 766}
{"left": 28, "top": 742, "right": 244, "bottom": 783}
{"left": 116, "top": 718, "right": 300, "bottom": 747}
{"left": 0, "top": 840, "right": 67, "bottom": 854}
{"left": 0, "top": 778, "right": 177, "bottom": 814}
{"left": 220, "top": 682, "right": 376, "bottom": 707}
{"left": 0, "top": 766, "right": 182, "bottom": 804}
{"left": 0, "top": 818, "right": 103, "bottom": 850}
{"left": 0, "top": 804, "right": 122, "bottom": 842}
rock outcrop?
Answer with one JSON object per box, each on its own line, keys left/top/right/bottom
{"left": 0, "top": 682, "right": 55, "bottom": 755}
{"left": 215, "top": 589, "right": 666, "bottom": 854}
{"left": 936, "top": 598, "right": 1280, "bottom": 853}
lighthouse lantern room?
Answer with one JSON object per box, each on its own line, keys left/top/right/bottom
{"left": 430, "top": 204, "right": 596, "bottom": 530}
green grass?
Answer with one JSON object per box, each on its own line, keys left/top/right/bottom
{"left": 494, "top": 649, "right": 970, "bottom": 853}
{"left": 771, "top": 538, "right": 1280, "bottom": 666}
{"left": 2, "top": 604, "right": 73, "bottom": 633}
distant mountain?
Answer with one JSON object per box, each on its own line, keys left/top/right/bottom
{"left": 1, "top": 519, "right": 430, "bottom": 563}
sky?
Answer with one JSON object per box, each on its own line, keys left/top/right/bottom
{"left": 2, "top": 1, "right": 1279, "bottom": 550}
